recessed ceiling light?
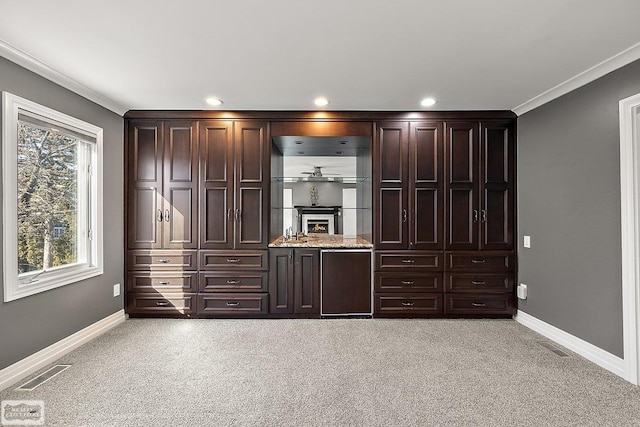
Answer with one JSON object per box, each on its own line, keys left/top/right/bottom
{"left": 420, "top": 97, "right": 436, "bottom": 107}
{"left": 206, "top": 97, "right": 223, "bottom": 106}
{"left": 314, "top": 97, "right": 330, "bottom": 107}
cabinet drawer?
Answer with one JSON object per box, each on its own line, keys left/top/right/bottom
{"left": 128, "top": 250, "right": 197, "bottom": 270}
{"left": 445, "top": 273, "right": 514, "bottom": 294}
{"left": 375, "top": 273, "right": 443, "bottom": 292}
{"left": 197, "top": 293, "right": 269, "bottom": 315}
{"left": 374, "top": 293, "right": 443, "bottom": 316}
{"left": 199, "top": 251, "right": 268, "bottom": 270}
{"left": 444, "top": 294, "right": 514, "bottom": 316}
{"left": 445, "top": 252, "right": 514, "bottom": 271}
{"left": 127, "top": 293, "right": 196, "bottom": 315}
{"left": 199, "top": 272, "right": 268, "bottom": 292}
{"left": 375, "top": 252, "right": 443, "bottom": 271}
{"left": 127, "top": 272, "right": 198, "bottom": 292}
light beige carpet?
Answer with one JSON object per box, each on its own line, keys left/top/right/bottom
{"left": 1, "top": 318, "right": 639, "bottom": 426}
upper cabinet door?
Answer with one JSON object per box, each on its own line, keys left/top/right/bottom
{"left": 409, "top": 122, "right": 444, "bottom": 250}
{"left": 375, "top": 122, "right": 409, "bottom": 249}
{"left": 480, "top": 121, "right": 514, "bottom": 250}
{"left": 163, "top": 121, "right": 199, "bottom": 249}
{"left": 127, "top": 121, "right": 164, "bottom": 249}
{"left": 199, "top": 121, "right": 234, "bottom": 249}
{"left": 234, "top": 121, "right": 268, "bottom": 248}
{"left": 445, "top": 121, "right": 479, "bottom": 250}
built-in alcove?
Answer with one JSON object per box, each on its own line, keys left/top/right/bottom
{"left": 269, "top": 122, "right": 373, "bottom": 242}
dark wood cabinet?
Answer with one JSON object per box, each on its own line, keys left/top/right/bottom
{"left": 127, "top": 120, "right": 198, "bottom": 249}
{"left": 269, "top": 248, "right": 320, "bottom": 315}
{"left": 126, "top": 120, "right": 198, "bottom": 317}
{"left": 445, "top": 121, "right": 514, "bottom": 250}
{"left": 375, "top": 121, "right": 443, "bottom": 250}
{"left": 124, "top": 110, "right": 516, "bottom": 319}
{"left": 200, "top": 120, "right": 268, "bottom": 249}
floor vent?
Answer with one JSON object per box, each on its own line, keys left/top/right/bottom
{"left": 16, "top": 364, "right": 71, "bottom": 391}
{"left": 538, "top": 341, "right": 571, "bottom": 357}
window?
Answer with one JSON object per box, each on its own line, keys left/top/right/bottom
{"left": 2, "top": 92, "right": 103, "bottom": 301}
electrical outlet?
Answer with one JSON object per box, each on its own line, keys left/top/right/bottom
{"left": 524, "top": 235, "right": 531, "bottom": 248}
{"left": 517, "top": 283, "right": 528, "bottom": 300}
{"left": 113, "top": 283, "right": 120, "bottom": 297}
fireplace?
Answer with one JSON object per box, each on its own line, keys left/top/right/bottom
{"left": 296, "top": 206, "right": 340, "bottom": 235}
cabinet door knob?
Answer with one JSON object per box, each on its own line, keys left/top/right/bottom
{"left": 471, "top": 280, "right": 486, "bottom": 286}
{"left": 155, "top": 301, "right": 170, "bottom": 307}
{"left": 472, "top": 302, "right": 486, "bottom": 307}
{"left": 471, "top": 259, "right": 486, "bottom": 264}
{"left": 226, "top": 258, "right": 241, "bottom": 263}
{"left": 156, "top": 209, "right": 163, "bottom": 222}
{"left": 227, "top": 209, "right": 234, "bottom": 222}
{"left": 473, "top": 209, "right": 479, "bottom": 223}
{"left": 226, "top": 302, "right": 240, "bottom": 307}
{"left": 481, "top": 209, "right": 487, "bottom": 223}
{"left": 401, "top": 302, "right": 415, "bottom": 307}
{"left": 401, "top": 280, "right": 415, "bottom": 285}
{"left": 235, "top": 209, "right": 242, "bottom": 222}
{"left": 403, "top": 209, "right": 407, "bottom": 223}
{"left": 226, "top": 280, "right": 241, "bottom": 284}
{"left": 164, "top": 209, "right": 170, "bottom": 222}
{"left": 157, "top": 281, "right": 170, "bottom": 285}
{"left": 401, "top": 259, "right": 415, "bottom": 264}
{"left": 157, "top": 259, "right": 170, "bottom": 264}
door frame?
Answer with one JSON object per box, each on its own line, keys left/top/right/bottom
{"left": 619, "top": 92, "right": 640, "bottom": 386}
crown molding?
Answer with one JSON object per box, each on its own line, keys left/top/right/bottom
{"left": 513, "top": 42, "right": 640, "bottom": 116}
{"left": 0, "top": 39, "right": 127, "bottom": 116}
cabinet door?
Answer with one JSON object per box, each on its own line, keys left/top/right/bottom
{"left": 480, "top": 121, "right": 514, "bottom": 250}
{"left": 445, "top": 122, "right": 479, "bottom": 250}
{"left": 234, "top": 121, "right": 268, "bottom": 249}
{"left": 162, "top": 121, "right": 198, "bottom": 249}
{"left": 127, "top": 121, "right": 163, "bottom": 249}
{"left": 375, "top": 122, "right": 409, "bottom": 249}
{"left": 200, "top": 121, "right": 234, "bottom": 249}
{"left": 409, "top": 122, "right": 443, "bottom": 250}
{"left": 294, "top": 249, "right": 320, "bottom": 314}
{"left": 269, "top": 248, "right": 294, "bottom": 314}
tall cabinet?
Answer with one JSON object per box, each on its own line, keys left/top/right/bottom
{"left": 374, "top": 121, "right": 445, "bottom": 316}
{"left": 444, "top": 120, "right": 515, "bottom": 315}
{"left": 374, "top": 117, "right": 515, "bottom": 317}
{"left": 198, "top": 120, "right": 270, "bottom": 316}
{"left": 126, "top": 120, "right": 199, "bottom": 316}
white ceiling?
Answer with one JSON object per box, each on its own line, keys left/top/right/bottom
{"left": 2, "top": 0, "right": 640, "bottom": 115}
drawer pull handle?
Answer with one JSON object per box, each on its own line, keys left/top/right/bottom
{"left": 401, "top": 259, "right": 415, "bottom": 264}
{"left": 157, "top": 259, "right": 170, "bottom": 264}
{"left": 155, "top": 302, "right": 170, "bottom": 307}
{"left": 472, "top": 302, "right": 486, "bottom": 307}
{"left": 226, "top": 258, "right": 241, "bottom": 263}
{"left": 226, "top": 280, "right": 242, "bottom": 285}
{"left": 471, "top": 259, "right": 486, "bottom": 264}
{"left": 226, "top": 302, "right": 240, "bottom": 307}
{"left": 157, "top": 281, "right": 170, "bottom": 285}
{"left": 401, "top": 280, "right": 415, "bottom": 285}
{"left": 471, "top": 280, "right": 486, "bottom": 286}
{"left": 401, "top": 302, "right": 415, "bottom": 307}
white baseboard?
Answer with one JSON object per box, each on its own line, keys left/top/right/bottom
{"left": 0, "top": 309, "right": 125, "bottom": 391}
{"left": 515, "top": 310, "right": 625, "bottom": 379}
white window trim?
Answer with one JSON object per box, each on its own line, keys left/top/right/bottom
{"left": 2, "top": 92, "right": 103, "bottom": 302}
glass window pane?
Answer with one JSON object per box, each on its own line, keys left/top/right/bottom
{"left": 17, "top": 121, "right": 80, "bottom": 274}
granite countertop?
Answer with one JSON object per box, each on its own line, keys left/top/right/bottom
{"left": 269, "top": 234, "right": 373, "bottom": 248}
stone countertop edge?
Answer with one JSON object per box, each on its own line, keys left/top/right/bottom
{"left": 268, "top": 235, "right": 374, "bottom": 248}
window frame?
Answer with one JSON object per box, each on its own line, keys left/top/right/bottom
{"left": 2, "top": 92, "right": 103, "bottom": 302}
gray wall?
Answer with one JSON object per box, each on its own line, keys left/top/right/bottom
{"left": 517, "top": 59, "right": 640, "bottom": 357}
{"left": 0, "top": 57, "right": 124, "bottom": 370}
